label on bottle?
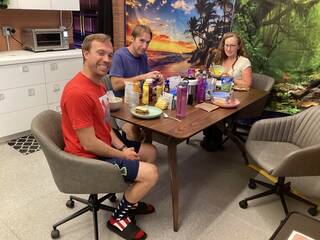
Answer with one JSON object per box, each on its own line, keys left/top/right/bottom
{"left": 221, "top": 76, "right": 233, "bottom": 92}
{"left": 142, "top": 81, "right": 149, "bottom": 105}
{"left": 156, "top": 85, "right": 163, "bottom": 100}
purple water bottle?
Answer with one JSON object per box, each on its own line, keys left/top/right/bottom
{"left": 176, "top": 80, "right": 189, "bottom": 118}
{"left": 196, "top": 74, "right": 206, "bottom": 103}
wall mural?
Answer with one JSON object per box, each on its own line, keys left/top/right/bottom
{"left": 125, "top": 0, "right": 236, "bottom": 77}
{"left": 233, "top": 0, "right": 320, "bottom": 114}
{"left": 126, "top": 0, "right": 320, "bottom": 114}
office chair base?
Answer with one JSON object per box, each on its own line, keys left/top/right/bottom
{"left": 51, "top": 193, "right": 116, "bottom": 240}
{"left": 239, "top": 177, "right": 318, "bottom": 216}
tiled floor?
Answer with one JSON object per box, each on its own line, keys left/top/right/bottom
{"left": 0, "top": 135, "right": 319, "bottom": 240}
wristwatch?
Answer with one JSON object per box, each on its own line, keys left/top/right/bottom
{"left": 119, "top": 145, "right": 127, "bottom": 151}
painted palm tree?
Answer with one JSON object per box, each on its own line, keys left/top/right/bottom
{"left": 186, "top": 0, "right": 235, "bottom": 65}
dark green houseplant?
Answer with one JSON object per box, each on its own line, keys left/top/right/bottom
{"left": 0, "top": 0, "right": 9, "bottom": 9}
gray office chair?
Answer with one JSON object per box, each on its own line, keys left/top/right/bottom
{"left": 31, "top": 110, "right": 128, "bottom": 240}
{"left": 238, "top": 72, "right": 275, "bottom": 116}
{"left": 232, "top": 73, "right": 275, "bottom": 137}
{"left": 239, "top": 106, "right": 320, "bottom": 216}
{"left": 222, "top": 73, "right": 276, "bottom": 151}
{"left": 101, "top": 74, "right": 122, "bottom": 131}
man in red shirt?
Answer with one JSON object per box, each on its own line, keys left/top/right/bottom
{"left": 61, "top": 33, "right": 158, "bottom": 240}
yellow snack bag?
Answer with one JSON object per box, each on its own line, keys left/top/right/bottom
{"left": 155, "top": 96, "right": 168, "bottom": 110}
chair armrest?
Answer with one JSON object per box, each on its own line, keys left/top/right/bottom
{"left": 272, "top": 144, "right": 320, "bottom": 177}
{"left": 248, "top": 115, "right": 295, "bottom": 142}
{"left": 46, "top": 148, "right": 128, "bottom": 194}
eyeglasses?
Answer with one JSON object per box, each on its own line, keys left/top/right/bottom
{"left": 224, "top": 44, "right": 237, "bottom": 48}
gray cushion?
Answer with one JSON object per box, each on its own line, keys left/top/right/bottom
{"left": 31, "top": 110, "right": 128, "bottom": 194}
{"left": 246, "top": 106, "right": 320, "bottom": 177}
{"left": 246, "top": 140, "right": 300, "bottom": 174}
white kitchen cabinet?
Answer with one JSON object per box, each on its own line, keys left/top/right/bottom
{"left": 0, "top": 84, "right": 47, "bottom": 114}
{"left": 51, "top": 0, "right": 80, "bottom": 11}
{"left": 48, "top": 102, "right": 61, "bottom": 113}
{"left": 0, "top": 49, "right": 82, "bottom": 139}
{"left": 44, "top": 58, "right": 82, "bottom": 105}
{"left": 46, "top": 80, "right": 68, "bottom": 104}
{"left": 8, "top": 0, "right": 80, "bottom": 10}
{"left": 0, "top": 62, "right": 44, "bottom": 90}
{"left": 7, "top": 0, "right": 18, "bottom": 8}
{"left": 45, "top": 58, "right": 82, "bottom": 83}
{"left": 17, "top": 0, "right": 51, "bottom": 10}
{"left": 0, "top": 106, "right": 47, "bottom": 137}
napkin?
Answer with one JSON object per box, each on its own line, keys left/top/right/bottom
{"left": 195, "top": 102, "right": 219, "bottom": 112}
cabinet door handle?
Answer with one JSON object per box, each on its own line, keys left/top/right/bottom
{"left": 53, "top": 84, "right": 60, "bottom": 92}
{"left": 28, "top": 88, "right": 35, "bottom": 96}
{"left": 50, "top": 63, "right": 58, "bottom": 71}
{"left": 0, "top": 93, "right": 4, "bottom": 101}
{"left": 22, "top": 65, "right": 29, "bottom": 72}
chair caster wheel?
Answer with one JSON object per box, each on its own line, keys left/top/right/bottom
{"left": 51, "top": 229, "right": 60, "bottom": 239}
{"left": 239, "top": 200, "right": 248, "bottom": 209}
{"left": 66, "top": 199, "right": 74, "bottom": 208}
{"left": 109, "top": 194, "right": 117, "bottom": 203}
{"left": 248, "top": 179, "right": 257, "bottom": 189}
{"left": 308, "top": 207, "right": 317, "bottom": 216}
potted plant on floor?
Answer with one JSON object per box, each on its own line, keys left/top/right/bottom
{"left": 0, "top": 0, "right": 9, "bottom": 9}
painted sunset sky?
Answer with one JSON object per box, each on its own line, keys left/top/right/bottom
{"left": 126, "top": 0, "right": 199, "bottom": 53}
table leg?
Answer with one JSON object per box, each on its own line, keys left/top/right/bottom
{"left": 144, "top": 129, "right": 153, "bottom": 143}
{"left": 168, "top": 142, "right": 179, "bottom": 231}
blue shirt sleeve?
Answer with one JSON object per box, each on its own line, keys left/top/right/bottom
{"left": 109, "top": 52, "right": 125, "bottom": 77}
{"left": 142, "top": 54, "right": 151, "bottom": 72}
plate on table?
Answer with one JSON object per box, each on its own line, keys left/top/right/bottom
{"left": 130, "top": 106, "right": 163, "bottom": 119}
{"left": 233, "top": 86, "right": 249, "bottom": 91}
{"left": 211, "top": 98, "right": 240, "bottom": 108}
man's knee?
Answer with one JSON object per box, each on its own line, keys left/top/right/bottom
{"left": 141, "top": 163, "right": 159, "bottom": 185}
{"left": 147, "top": 144, "right": 157, "bottom": 161}
{"left": 139, "top": 143, "right": 157, "bottom": 163}
{"left": 149, "top": 164, "right": 159, "bottom": 185}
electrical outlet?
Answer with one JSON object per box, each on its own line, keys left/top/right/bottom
{"left": 2, "top": 26, "right": 12, "bottom": 37}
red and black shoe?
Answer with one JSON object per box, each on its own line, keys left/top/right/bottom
{"left": 107, "top": 216, "right": 147, "bottom": 240}
{"left": 129, "top": 202, "right": 155, "bottom": 216}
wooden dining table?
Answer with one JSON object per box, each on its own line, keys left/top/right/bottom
{"left": 111, "top": 89, "right": 268, "bottom": 231}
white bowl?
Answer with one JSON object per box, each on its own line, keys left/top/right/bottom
{"left": 109, "top": 97, "right": 123, "bottom": 112}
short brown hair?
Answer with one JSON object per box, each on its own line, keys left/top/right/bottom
{"left": 82, "top": 33, "right": 112, "bottom": 52}
{"left": 81, "top": 33, "right": 112, "bottom": 62}
{"left": 131, "top": 25, "right": 152, "bottom": 39}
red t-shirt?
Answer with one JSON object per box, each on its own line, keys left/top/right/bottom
{"left": 60, "top": 72, "right": 112, "bottom": 158}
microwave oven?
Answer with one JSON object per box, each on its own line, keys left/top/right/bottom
{"left": 22, "top": 27, "right": 69, "bottom": 52}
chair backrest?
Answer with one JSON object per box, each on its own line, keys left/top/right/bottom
{"left": 292, "top": 106, "right": 320, "bottom": 148}
{"left": 31, "top": 109, "right": 65, "bottom": 152}
{"left": 101, "top": 74, "right": 121, "bottom": 131}
{"left": 251, "top": 73, "right": 275, "bottom": 92}
{"left": 31, "top": 110, "right": 127, "bottom": 194}
{"left": 267, "top": 106, "right": 320, "bottom": 177}
{"left": 236, "top": 73, "right": 275, "bottom": 119}
{"left": 101, "top": 74, "right": 113, "bottom": 91}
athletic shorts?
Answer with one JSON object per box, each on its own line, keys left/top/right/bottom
{"left": 99, "top": 132, "right": 141, "bottom": 182}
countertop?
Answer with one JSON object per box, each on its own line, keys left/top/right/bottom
{"left": 0, "top": 49, "right": 82, "bottom": 65}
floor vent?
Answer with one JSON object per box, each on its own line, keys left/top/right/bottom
{"left": 8, "top": 134, "right": 40, "bottom": 155}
